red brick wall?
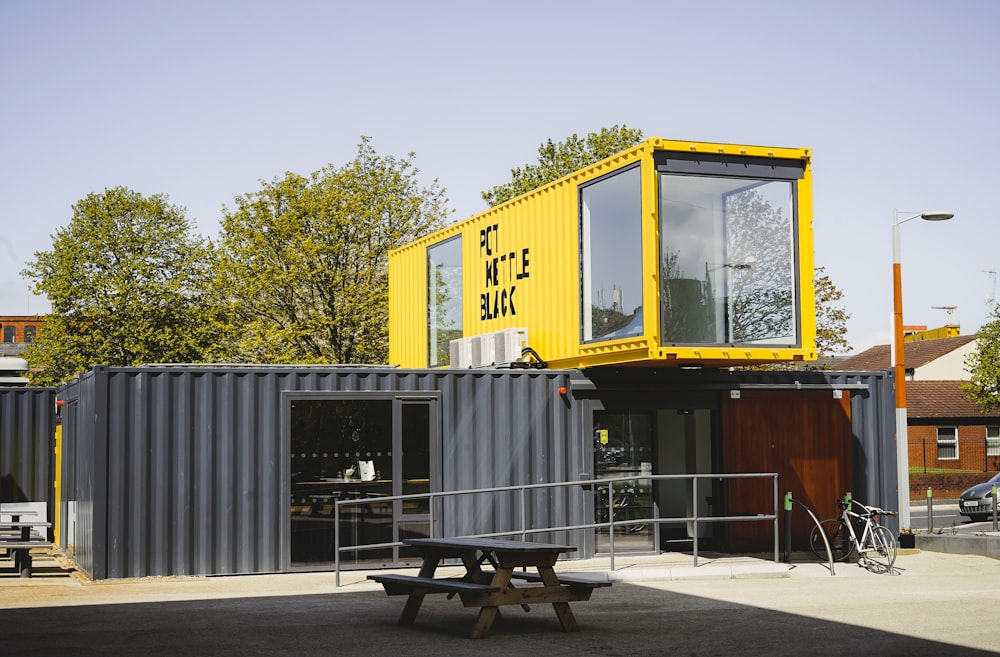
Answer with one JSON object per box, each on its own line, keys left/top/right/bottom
{"left": 910, "top": 472, "right": 997, "bottom": 499}
{"left": 0, "top": 316, "right": 44, "bottom": 343}
{"left": 908, "top": 423, "right": 1000, "bottom": 473}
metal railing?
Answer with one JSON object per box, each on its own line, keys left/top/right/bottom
{"left": 333, "top": 472, "right": 779, "bottom": 586}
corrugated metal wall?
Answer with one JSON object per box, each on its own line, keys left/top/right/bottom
{"left": 56, "top": 364, "right": 894, "bottom": 581}
{"left": 0, "top": 387, "right": 56, "bottom": 517}
{"left": 59, "top": 366, "right": 581, "bottom": 580}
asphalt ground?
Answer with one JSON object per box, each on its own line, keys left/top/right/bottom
{"left": 2, "top": 548, "right": 998, "bottom": 656}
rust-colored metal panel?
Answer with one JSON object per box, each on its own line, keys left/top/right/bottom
{"left": 722, "top": 390, "right": 852, "bottom": 550}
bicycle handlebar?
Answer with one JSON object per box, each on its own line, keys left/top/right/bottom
{"left": 838, "top": 498, "right": 897, "bottom": 518}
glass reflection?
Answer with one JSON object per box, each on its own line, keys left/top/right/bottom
{"left": 580, "top": 166, "right": 643, "bottom": 343}
{"left": 659, "top": 174, "right": 796, "bottom": 346}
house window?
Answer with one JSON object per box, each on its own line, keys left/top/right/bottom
{"left": 987, "top": 426, "right": 1000, "bottom": 457}
{"left": 23, "top": 326, "right": 36, "bottom": 343}
{"left": 937, "top": 426, "right": 958, "bottom": 460}
{"left": 3, "top": 326, "right": 14, "bottom": 343}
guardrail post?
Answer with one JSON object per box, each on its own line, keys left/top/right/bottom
{"left": 993, "top": 484, "right": 998, "bottom": 532}
{"left": 783, "top": 492, "right": 793, "bottom": 564}
{"left": 927, "top": 487, "right": 934, "bottom": 532}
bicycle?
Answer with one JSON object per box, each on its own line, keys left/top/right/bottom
{"left": 809, "top": 496, "right": 898, "bottom": 573}
{"left": 596, "top": 484, "right": 648, "bottom": 534}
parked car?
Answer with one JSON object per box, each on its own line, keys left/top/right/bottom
{"left": 958, "top": 472, "right": 1000, "bottom": 521}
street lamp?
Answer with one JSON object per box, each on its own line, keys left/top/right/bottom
{"left": 893, "top": 209, "right": 954, "bottom": 530}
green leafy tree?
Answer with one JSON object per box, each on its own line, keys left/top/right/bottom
{"left": 211, "top": 137, "right": 450, "bottom": 364}
{"left": 813, "top": 266, "right": 852, "bottom": 359}
{"left": 962, "top": 305, "right": 1000, "bottom": 413}
{"left": 21, "top": 187, "right": 216, "bottom": 385}
{"left": 481, "top": 125, "right": 644, "bottom": 207}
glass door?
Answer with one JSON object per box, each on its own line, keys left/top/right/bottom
{"left": 288, "top": 394, "right": 436, "bottom": 568}
{"left": 593, "top": 410, "right": 655, "bottom": 553}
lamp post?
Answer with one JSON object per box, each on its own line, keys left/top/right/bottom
{"left": 893, "top": 209, "right": 954, "bottom": 530}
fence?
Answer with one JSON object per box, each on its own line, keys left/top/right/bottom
{"left": 333, "top": 472, "right": 779, "bottom": 586}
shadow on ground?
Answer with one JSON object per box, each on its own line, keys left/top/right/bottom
{"left": 0, "top": 582, "right": 989, "bottom": 657}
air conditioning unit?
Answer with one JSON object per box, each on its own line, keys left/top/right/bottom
{"left": 471, "top": 333, "right": 496, "bottom": 368}
{"left": 493, "top": 328, "right": 528, "bottom": 364}
{"left": 449, "top": 337, "right": 473, "bottom": 368}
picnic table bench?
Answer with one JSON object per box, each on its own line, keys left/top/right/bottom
{"left": 0, "top": 512, "right": 53, "bottom": 577}
{"left": 368, "top": 536, "right": 611, "bottom": 639}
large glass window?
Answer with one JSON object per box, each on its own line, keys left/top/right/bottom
{"left": 427, "top": 236, "right": 463, "bottom": 366}
{"left": 289, "top": 396, "right": 435, "bottom": 567}
{"left": 580, "top": 166, "right": 643, "bottom": 343}
{"left": 659, "top": 173, "right": 797, "bottom": 346}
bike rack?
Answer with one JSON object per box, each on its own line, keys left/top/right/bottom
{"left": 784, "top": 493, "right": 836, "bottom": 576}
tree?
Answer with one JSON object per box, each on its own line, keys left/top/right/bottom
{"left": 21, "top": 187, "right": 216, "bottom": 385}
{"left": 962, "top": 305, "right": 1000, "bottom": 413}
{"left": 481, "top": 125, "right": 644, "bottom": 207}
{"left": 211, "top": 137, "right": 450, "bottom": 364}
{"left": 814, "top": 266, "right": 852, "bottom": 359}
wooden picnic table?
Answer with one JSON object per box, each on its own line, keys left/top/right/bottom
{"left": 369, "top": 536, "right": 610, "bottom": 639}
{"left": 0, "top": 511, "right": 52, "bottom": 577}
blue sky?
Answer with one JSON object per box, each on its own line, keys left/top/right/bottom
{"left": 2, "top": 0, "right": 997, "bottom": 353}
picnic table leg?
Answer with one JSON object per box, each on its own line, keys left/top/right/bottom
{"left": 398, "top": 558, "right": 440, "bottom": 625}
{"left": 18, "top": 550, "right": 32, "bottom": 578}
{"left": 470, "top": 567, "right": 514, "bottom": 639}
{"left": 538, "top": 566, "right": 577, "bottom": 632}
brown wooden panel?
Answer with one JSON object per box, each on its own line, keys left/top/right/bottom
{"left": 722, "top": 390, "right": 852, "bottom": 551}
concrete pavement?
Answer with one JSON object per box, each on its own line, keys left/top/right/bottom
{"left": 2, "top": 548, "right": 999, "bottom": 656}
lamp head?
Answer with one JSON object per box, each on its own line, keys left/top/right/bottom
{"left": 920, "top": 211, "right": 954, "bottom": 222}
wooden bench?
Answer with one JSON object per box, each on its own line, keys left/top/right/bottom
{"left": 368, "top": 573, "right": 499, "bottom": 596}
{"left": 508, "top": 570, "right": 612, "bottom": 590}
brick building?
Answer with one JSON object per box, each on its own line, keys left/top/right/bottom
{"left": 0, "top": 315, "right": 43, "bottom": 356}
{"left": 840, "top": 334, "right": 998, "bottom": 497}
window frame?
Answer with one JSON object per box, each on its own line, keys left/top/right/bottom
{"left": 936, "top": 425, "right": 959, "bottom": 461}
{"left": 986, "top": 425, "right": 1000, "bottom": 457}
{"left": 655, "top": 153, "right": 804, "bottom": 348}
{"left": 578, "top": 163, "right": 644, "bottom": 345}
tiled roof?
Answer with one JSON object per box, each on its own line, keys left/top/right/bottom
{"left": 838, "top": 335, "right": 976, "bottom": 371}
{"left": 906, "top": 380, "right": 1000, "bottom": 419}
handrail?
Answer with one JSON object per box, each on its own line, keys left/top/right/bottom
{"left": 333, "top": 472, "right": 779, "bottom": 586}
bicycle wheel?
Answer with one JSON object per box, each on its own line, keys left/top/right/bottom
{"left": 862, "top": 524, "right": 897, "bottom": 572}
{"left": 809, "top": 518, "right": 854, "bottom": 561}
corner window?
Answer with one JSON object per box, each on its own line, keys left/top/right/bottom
{"left": 937, "top": 426, "right": 958, "bottom": 460}
{"left": 657, "top": 153, "right": 801, "bottom": 346}
{"left": 987, "top": 426, "right": 1000, "bottom": 457}
{"left": 580, "top": 165, "right": 643, "bottom": 343}
{"left": 427, "top": 236, "right": 463, "bottom": 367}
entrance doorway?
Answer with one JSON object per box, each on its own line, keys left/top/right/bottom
{"left": 592, "top": 403, "right": 718, "bottom": 554}
{"left": 655, "top": 408, "right": 716, "bottom": 550}
{"left": 288, "top": 394, "right": 437, "bottom": 568}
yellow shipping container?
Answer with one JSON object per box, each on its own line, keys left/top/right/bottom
{"left": 390, "top": 138, "right": 816, "bottom": 369}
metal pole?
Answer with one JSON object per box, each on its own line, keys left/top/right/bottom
{"left": 993, "top": 484, "right": 998, "bottom": 532}
{"left": 927, "top": 487, "right": 934, "bottom": 532}
{"left": 892, "top": 211, "right": 912, "bottom": 531}
{"left": 783, "top": 491, "right": 792, "bottom": 564}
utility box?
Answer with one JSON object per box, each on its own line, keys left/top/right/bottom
{"left": 390, "top": 138, "right": 816, "bottom": 369}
